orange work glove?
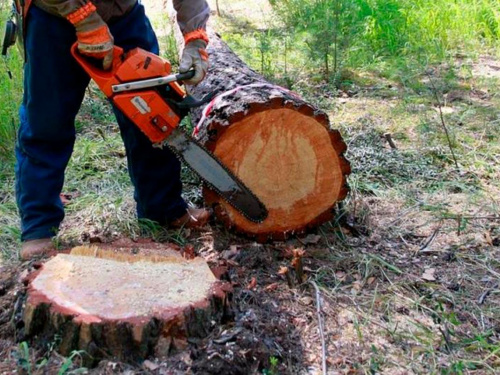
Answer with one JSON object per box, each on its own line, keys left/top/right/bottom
{"left": 180, "top": 30, "right": 209, "bottom": 85}
{"left": 66, "top": 2, "right": 114, "bottom": 70}
{"left": 76, "top": 25, "right": 114, "bottom": 70}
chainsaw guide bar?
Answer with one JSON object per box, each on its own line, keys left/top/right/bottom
{"left": 158, "top": 128, "right": 268, "bottom": 223}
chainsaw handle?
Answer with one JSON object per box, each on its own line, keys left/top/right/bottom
{"left": 175, "top": 70, "right": 196, "bottom": 82}
{"left": 71, "top": 42, "right": 124, "bottom": 96}
{"left": 71, "top": 43, "right": 124, "bottom": 75}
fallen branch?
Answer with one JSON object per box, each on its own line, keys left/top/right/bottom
{"left": 478, "top": 283, "right": 499, "bottom": 305}
{"left": 384, "top": 133, "right": 398, "bottom": 149}
{"left": 426, "top": 72, "right": 459, "bottom": 170}
{"left": 418, "top": 221, "right": 443, "bottom": 254}
{"left": 309, "top": 281, "right": 327, "bottom": 375}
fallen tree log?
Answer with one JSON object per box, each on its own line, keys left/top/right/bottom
{"left": 174, "top": 28, "right": 351, "bottom": 241}
{"left": 21, "top": 241, "right": 231, "bottom": 364}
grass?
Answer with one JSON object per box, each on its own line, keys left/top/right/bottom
{"left": 317, "top": 85, "right": 500, "bottom": 369}
{"left": 220, "top": 0, "right": 500, "bottom": 88}
{"left": 0, "top": 2, "right": 24, "bottom": 262}
{"left": 308, "top": 231, "right": 500, "bottom": 372}
{"left": 0, "top": 45, "right": 22, "bottom": 166}
{"left": 0, "top": 0, "right": 23, "bottom": 164}
{"left": 11, "top": 340, "right": 88, "bottom": 374}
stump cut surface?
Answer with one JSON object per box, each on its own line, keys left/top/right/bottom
{"left": 30, "top": 254, "right": 216, "bottom": 321}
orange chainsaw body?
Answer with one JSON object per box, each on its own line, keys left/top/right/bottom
{"left": 71, "top": 44, "right": 186, "bottom": 144}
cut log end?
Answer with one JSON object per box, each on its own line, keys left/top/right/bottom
{"left": 173, "top": 28, "right": 351, "bottom": 241}
{"left": 203, "top": 107, "right": 349, "bottom": 240}
{"left": 22, "top": 244, "right": 231, "bottom": 363}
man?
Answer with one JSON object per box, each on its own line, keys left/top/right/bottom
{"left": 16, "top": 0, "right": 211, "bottom": 260}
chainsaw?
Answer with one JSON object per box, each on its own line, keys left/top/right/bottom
{"left": 71, "top": 44, "right": 268, "bottom": 223}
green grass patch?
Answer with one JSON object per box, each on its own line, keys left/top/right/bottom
{"left": 0, "top": 37, "right": 22, "bottom": 166}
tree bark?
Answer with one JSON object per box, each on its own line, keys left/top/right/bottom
{"left": 177, "top": 30, "right": 351, "bottom": 241}
{"left": 21, "top": 242, "right": 231, "bottom": 365}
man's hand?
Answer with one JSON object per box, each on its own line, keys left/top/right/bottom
{"left": 180, "top": 39, "right": 208, "bottom": 85}
{"left": 76, "top": 25, "right": 114, "bottom": 70}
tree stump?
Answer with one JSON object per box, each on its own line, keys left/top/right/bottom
{"left": 179, "top": 31, "right": 351, "bottom": 241}
{"left": 22, "top": 242, "right": 231, "bottom": 364}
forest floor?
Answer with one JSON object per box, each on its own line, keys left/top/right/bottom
{"left": 1, "top": 0, "right": 500, "bottom": 374}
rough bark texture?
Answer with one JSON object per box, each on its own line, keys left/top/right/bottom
{"left": 179, "top": 30, "right": 351, "bottom": 241}
{"left": 21, "top": 242, "right": 231, "bottom": 366}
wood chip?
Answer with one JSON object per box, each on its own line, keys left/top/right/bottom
{"left": 59, "top": 192, "right": 80, "bottom": 206}
{"left": 183, "top": 244, "right": 195, "bottom": 260}
{"left": 300, "top": 234, "right": 322, "bottom": 245}
{"left": 246, "top": 277, "right": 257, "bottom": 290}
{"left": 485, "top": 231, "right": 493, "bottom": 246}
{"left": 352, "top": 281, "right": 363, "bottom": 291}
{"left": 299, "top": 296, "right": 313, "bottom": 306}
{"left": 335, "top": 271, "right": 347, "bottom": 282}
{"left": 221, "top": 246, "right": 240, "bottom": 260}
{"left": 213, "top": 327, "right": 243, "bottom": 344}
{"left": 143, "top": 360, "right": 160, "bottom": 371}
{"left": 264, "top": 282, "right": 279, "bottom": 292}
{"left": 421, "top": 268, "right": 436, "bottom": 281}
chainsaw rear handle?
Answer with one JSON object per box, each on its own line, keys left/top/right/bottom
{"left": 71, "top": 42, "right": 124, "bottom": 96}
{"left": 2, "top": 20, "right": 16, "bottom": 56}
{"left": 71, "top": 43, "right": 124, "bottom": 72}
{"left": 175, "top": 70, "right": 196, "bottom": 82}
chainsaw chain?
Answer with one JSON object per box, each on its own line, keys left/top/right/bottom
{"left": 158, "top": 130, "right": 267, "bottom": 223}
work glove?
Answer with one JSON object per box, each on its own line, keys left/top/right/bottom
{"left": 60, "top": 1, "right": 114, "bottom": 69}
{"left": 179, "top": 39, "right": 209, "bottom": 85}
{"left": 76, "top": 25, "right": 114, "bottom": 70}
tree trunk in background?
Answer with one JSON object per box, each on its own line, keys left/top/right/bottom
{"left": 176, "top": 29, "right": 351, "bottom": 241}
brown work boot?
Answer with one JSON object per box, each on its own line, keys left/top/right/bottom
{"left": 170, "top": 208, "right": 211, "bottom": 229}
{"left": 20, "top": 238, "right": 55, "bottom": 261}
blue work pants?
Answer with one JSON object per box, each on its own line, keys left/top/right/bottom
{"left": 15, "top": 3, "right": 187, "bottom": 241}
